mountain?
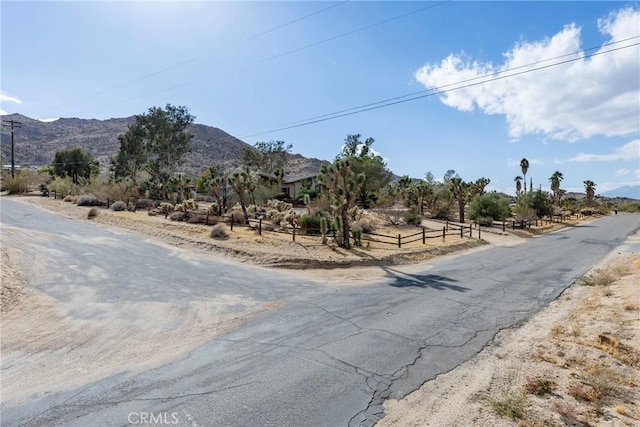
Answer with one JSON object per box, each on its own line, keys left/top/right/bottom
{"left": 600, "top": 185, "right": 640, "bottom": 200}
{"left": 0, "top": 113, "right": 327, "bottom": 176}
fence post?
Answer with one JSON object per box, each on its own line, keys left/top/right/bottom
{"left": 397, "top": 234, "right": 401, "bottom": 248}
{"left": 52, "top": 190, "right": 57, "bottom": 199}
{"left": 292, "top": 224, "right": 296, "bottom": 242}
{"left": 446, "top": 220, "right": 449, "bottom": 231}
{"left": 442, "top": 226, "right": 446, "bottom": 241}
{"left": 259, "top": 218, "right": 262, "bottom": 236}
{"left": 422, "top": 228, "right": 425, "bottom": 245}
{"left": 502, "top": 221, "right": 505, "bottom": 232}
{"left": 478, "top": 224, "right": 481, "bottom": 240}
{"left": 469, "top": 225, "right": 472, "bottom": 237}
{"left": 107, "top": 198, "right": 110, "bottom": 209}
{"left": 230, "top": 216, "right": 233, "bottom": 231}
{"left": 512, "top": 220, "right": 515, "bottom": 230}
{"left": 460, "top": 226, "right": 463, "bottom": 238}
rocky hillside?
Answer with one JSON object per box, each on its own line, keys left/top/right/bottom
{"left": 0, "top": 113, "right": 326, "bottom": 176}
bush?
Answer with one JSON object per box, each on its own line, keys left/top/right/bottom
{"left": 111, "top": 200, "right": 127, "bottom": 211}
{"left": 298, "top": 210, "right": 328, "bottom": 234}
{"left": 159, "top": 202, "right": 174, "bottom": 218}
{"left": 1, "top": 174, "right": 29, "bottom": 194}
{"left": 210, "top": 223, "right": 228, "bottom": 239}
{"left": 468, "top": 193, "right": 511, "bottom": 223}
{"left": 77, "top": 194, "right": 101, "bottom": 206}
{"left": 518, "top": 190, "right": 553, "bottom": 219}
{"left": 404, "top": 206, "right": 422, "bottom": 225}
{"left": 87, "top": 207, "right": 99, "bottom": 219}
{"left": 352, "top": 217, "right": 376, "bottom": 233}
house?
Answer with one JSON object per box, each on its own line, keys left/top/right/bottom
{"left": 281, "top": 173, "right": 317, "bottom": 199}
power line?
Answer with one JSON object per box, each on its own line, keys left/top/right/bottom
{"left": 260, "top": 1, "right": 450, "bottom": 62}
{"left": 239, "top": 41, "right": 640, "bottom": 138}
{"left": 247, "top": 1, "right": 350, "bottom": 40}
{"left": 269, "top": 35, "right": 640, "bottom": 129}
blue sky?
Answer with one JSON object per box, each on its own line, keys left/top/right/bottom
{"left": 1, "top": 1, "right": 639, "bottom": 196}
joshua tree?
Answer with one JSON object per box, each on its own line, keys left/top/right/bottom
{"left": 229, "top": 168, "right": 255, "bottom": 222}
{"left": 514, "top": 176, "right": 523, "bottom": 196}
{"left": 520, "top": 158, "right": 530, "bottom": 194}
{"left": 449, "top": 177, "right": 469, "bottom": 223}
{"left": 584, "top": 180, "right": 597, "bottom": 206}
{"left": 549, "top": 171, "right": 564, "bottom": 206}
{"left": 318, "top": 159, "right": 363, "bottom": 248}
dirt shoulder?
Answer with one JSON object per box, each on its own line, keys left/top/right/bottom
{"left": 378, "top": 233, "right": 640, "bottom": 427}
{"left": 13, "top": 196, "right": 487, "bottom": 269}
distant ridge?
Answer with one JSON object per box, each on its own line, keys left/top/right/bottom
{"left": 600, "top": 185, "right": 640, "bottom": 200}
{"left": 0, "top": 113, "right": 327, "bottom": 176}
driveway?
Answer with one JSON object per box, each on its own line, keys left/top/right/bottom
{"left": 1, "top": 198, "right": 638, "bottom": 426}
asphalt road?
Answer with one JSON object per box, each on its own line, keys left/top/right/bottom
{"left": 1, "top": 198, "right": 638, "bottom": 427}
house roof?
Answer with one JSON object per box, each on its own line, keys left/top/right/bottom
{"left": 282, "top": 173, "right": 317, "bottom": 184}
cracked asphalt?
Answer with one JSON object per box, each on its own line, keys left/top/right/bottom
{"left": 1, "top": 198, "right": 638, "bottom": 427}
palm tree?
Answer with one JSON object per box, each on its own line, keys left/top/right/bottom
{"left": 520, "top": 158, "right": 530, "bottom": 194}
{"left": 514, "top": 176, "right": 522, "bottom": 196}
{"left": 549, "top": 171, "right": 564, "bottom": 205}
{"left": 584, "top": 180, "right": 596, "bottom": 206}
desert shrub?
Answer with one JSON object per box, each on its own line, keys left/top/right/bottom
{"left": 174, "top": 203, "right": 186, "bottom": 212}
{"left": 87, "top": 207, "right": 99, "bottom": 219}
{"left": 111, "top": 200, "right": 127, "bottom": 211}
{"left": 159, "top": 202, "right": 174, "bottom": 218}
{"left": 468, "top": 193, "right": 510, "bottom": 223}
{"left": 47, "top": 176, "right": 78, "bottom": 197}
{"left": 298, "top": 210, "right": 328, "bottom": 234}
{"left": 487, "top": 394, "right": 531, "bottom": 420}
{"left": 513, "top": 204, "right": 535, "bottom": 226}
{"left": 518, "top": 190, "right": 553, "bottom": 219}
{"left": 183, "top": 199, "right": 198, "bottom": 210}
{"left": 348, "top": 206, "right": 364, "bottom": 222}
{"left": 1, "top": 174, "right": 29, "bottom": 194}
{"left": 77, "top": 194, "right": 101, "bottom": 206}
{"left": 207, "top": 203, "right": 218, "bottom": 215}
{"left": 228, "top": 210, "right": 245, "bottom": 224}
{"left": 404, "top": 206, "right": 422, "bottom": 225}
{"left": 352, "top": 217, "right": 376, "bottom": 233}
{"left": 524, "top": 377, "right": 556, "bottom": 396}
{"left": 168, "top": 211, "right": 185, "bottom": 221}
{"left": 576, "top": 269, "right": 615, "bottom": 287}
{"left": 614, "top": 201, "right": 640, "bottom": 213}
{"left": 210, "top": 223, "right": 228, "bottom": 239}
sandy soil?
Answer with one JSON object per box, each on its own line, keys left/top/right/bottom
{"left": 379, "top": 235, "right": 640, "bottom": 427}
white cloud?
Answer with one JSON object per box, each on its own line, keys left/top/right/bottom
{"left": 415, "top": 7, "right": 640, "bottom": 142}
{"left": 0, "top": 90, "right": 22, "bottom": 105}
{"left": 0, "top": 109, "right": 8, "bottom": 116}
{"left": 615, "top": 168, "right": 630, "bottom": 177}
{"left": 37, "top": 118, "right": 59, "bottom": 123}
{"left": 567, "top": 139, "right": 639, "bottom": 162}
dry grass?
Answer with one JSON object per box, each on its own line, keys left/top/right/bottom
{"left": 524, "top": 377, "right": 556, "bottom": 396}
{"left": 487, "top": 394, "right": 531, "bottom": 420}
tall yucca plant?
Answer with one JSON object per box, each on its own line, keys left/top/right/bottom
{"left": 319, "top": 159, "right": 364, "bottom": 248}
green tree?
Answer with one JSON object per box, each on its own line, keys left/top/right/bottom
{"left": 242, "top": 140, "right": 292, "bottom": 174}
{"left": 468, "top": 193, "right": 511, "bottom": 224}
{"left": 51, "top": 147, "right": 99, "bottom": 184}
{"left": 584, "top": 180, "right": 596, "bottom": 206}
{"left": 318, "top": 159, "right": 363, "bottom": 248}
{"left": 549, "top": 171, "right": 564, "bottom": 206}
{"left": 469, "top": 177, "right": 491, "bottom": 198}
{"left": 519, "top": 190, "right": 553, "bottom": 219}
{"left": 111, "top": 121, "right": 146, "bottom": 192}
{"left": 139, "top": 104, "right": 195, "bottom": 198}
{"left": 520, "top": 158, "right": 530, "bottom": 194}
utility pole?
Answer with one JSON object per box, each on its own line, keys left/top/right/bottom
{"left": 2, "top": 119, "right": 22, "bottom": 178}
